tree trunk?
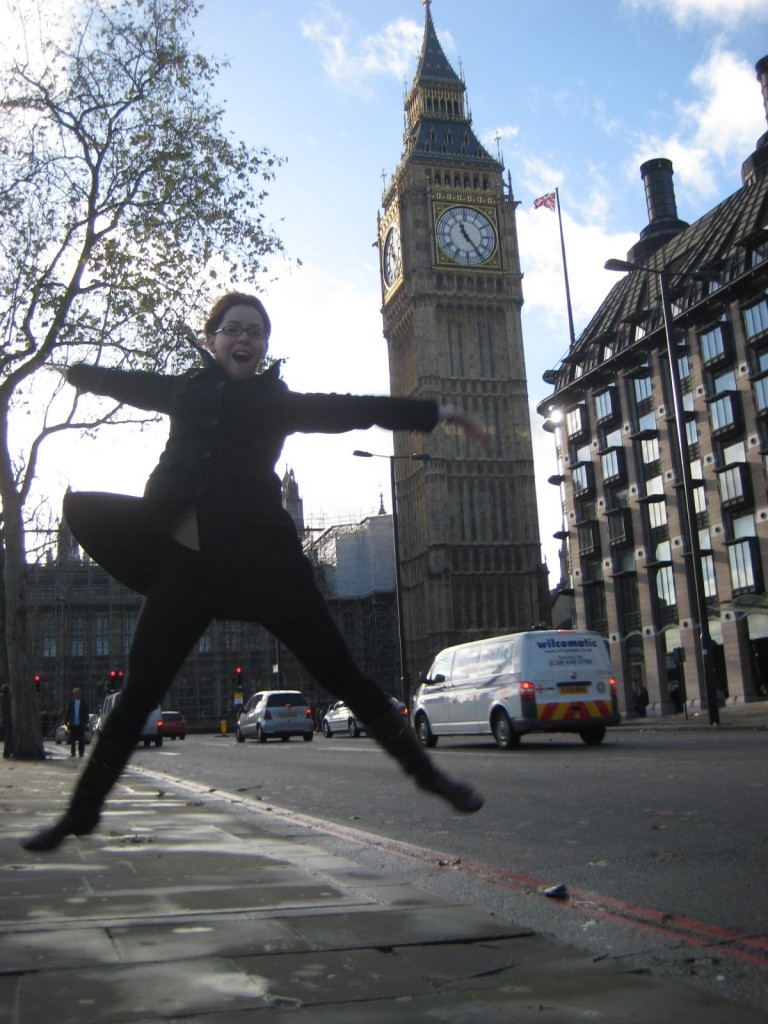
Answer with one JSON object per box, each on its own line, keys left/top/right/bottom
{"left": 1, "top": 482, "right": 43, "bottom": 760}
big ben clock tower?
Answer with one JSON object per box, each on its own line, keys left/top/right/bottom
{"left": 379, "top": 1, "right": 548, "bottom": 679}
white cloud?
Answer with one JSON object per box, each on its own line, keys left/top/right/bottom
{"left": 628, "top": 46, "right": 765, "bottom": 200}
{"left": 301, "top": 6, "right": 422, "bottom": 95}
{"left": 625, "top": 0, "right": 767, "bottom": 26}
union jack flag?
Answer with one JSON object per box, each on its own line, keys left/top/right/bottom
{"left": 533, "top": 192, "right": 556, "bottom": 212}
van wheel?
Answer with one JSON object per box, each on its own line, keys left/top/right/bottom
{"left": 415, "top": 714, "right": 437, "bottom": 748}
{"left": 322, "top": 721, "right": 332, "bottom": 738}
{"left": 579, "top": 726, "right": 606, "bottom": 745}
{"left": 256, "top": 726, "right": 268, "bottom": 743}
{"left": 492, "top": 711, "right": 520, "bottom": 750}
{"left": 235, "top": 726, "right": 245, "bottom": 743}
{"left": 348, "top": 719, "right": 360, "bottom": 737}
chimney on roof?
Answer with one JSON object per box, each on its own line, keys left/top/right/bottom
{"left": 741, "top": 55, "right": 768, "bottom": 186}
{"left": 626, "top": 158, "right": 688, "bottom": 263}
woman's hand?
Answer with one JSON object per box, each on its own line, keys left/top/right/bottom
{"left": 438, "top": 404, "right": 490, "bottom": 442}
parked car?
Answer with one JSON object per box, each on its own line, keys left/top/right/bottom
{"left": 321, "top": 694, "right": 408, "bottom": 738}
{"left": 321, "top": 701, "right": 362, "bottom": 737}
{"left": 236, "top": 690, "right": 313, "bottom": 743}
{"left": 161, "top": 711, "right": 186, "bottom": 740}
{"left": 95, "top": 691, "right": 164, "bottom": 747}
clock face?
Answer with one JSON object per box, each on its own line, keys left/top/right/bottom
{"left": 435, "top": 206, "right": 497, "bottom": 266}
{"left": 383, "top": 225, "right": 402, "bottom": 288}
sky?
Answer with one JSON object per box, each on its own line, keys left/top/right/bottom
{"left": 21, "top": 0, "right": 768, "bottom": 572}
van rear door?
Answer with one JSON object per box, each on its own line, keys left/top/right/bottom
{"left": 522, "top": 632, "right": 616, "bottom": 727}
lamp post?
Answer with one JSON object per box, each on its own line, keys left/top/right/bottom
{"left": 352, "top": 449, "right": 430, "bottom": 704}
{"left": 605, "top": 257, "right": 720, "bottom": 725}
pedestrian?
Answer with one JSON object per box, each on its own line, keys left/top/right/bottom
{"left": 65, "top": 687, "right": 90, "bottom": 757}
{"left": 23, "top": 292, "right": 485, "bottom": 852}
{"left": 1, "top": 684, "right": 12, "bottom": 759}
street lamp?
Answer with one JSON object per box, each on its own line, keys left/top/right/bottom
{"left": 605, "top": 257, "right": 720, "bottom": 725}
{"left": 352, "top": 449, "right": 430, "bottom": 703}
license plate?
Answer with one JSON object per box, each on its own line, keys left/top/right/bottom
{"left": 559, "top": 684, "right": 588, "bottom": 694}
{"left": 277, "top": 709, "right": 299, "bottom": 719}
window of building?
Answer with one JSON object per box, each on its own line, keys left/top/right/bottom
{"left": 692, "top": 483, "right": 708, "bottom": 515}
{"left": 641, "top": 436, "right": 661, "bottom": 464}
{"left": 565, "top": 405, "right": 588, "bottom": 439}
{"left": 95, "top": 612, "right": 109, "bottom": 657}
{"left": 42, "top": 612, "right": 57, "bottom": 659}
{"left": 601, "top": 447, "right": 625, "bottom": 485}
{"left": 121, "top": 612, "right": 135, "bottom": 656}
{"left": 744, "top": 296, "right": 768, "bottom": 341}
{"left": 572, "top": 462, "right": 595, "bottom": 497}
{"left": 678, "top": 351, "right": 691, "bottom": 381}
{"left": 728, "top": 539, "right": 760, "bottom": 593}
{"left": 647, "top": 500, "right": 668, "bottom": 529}
{"left": 699, "top": 322, "right": 731, "bottom": 365}
{"left": 595, "top": 389, "right": 616, "bottom": 424}
{"left": 718, "top": 464, "right": 749, "bottom": 506}
{"left": 653, "top": 539, "right": 672, "bottom": 564}
{"left": 702, "top": 554, "right": 717, "bottom": 599}
{"left": 607, "top": 508, "right": 632, "bottom": 546}
{"left": 754, "top": 372, "right": 768, "bottom": 414}
{"left": 637, "top": 410, "right": 657, "bottom": 433}
{"left": 634, "top": 376, "right": 653, "bottom": 403}
{"left": 709, "top": 393, "right": 740, "bottom": 435}
{"left": 655, "top": 564, "right": 676, "bottom": 609}
{"left": 70, "top": 615, "right": 84, "bottom": 658}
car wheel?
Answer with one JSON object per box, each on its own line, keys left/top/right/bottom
{"left": 143, "top": 738, "right": 151, "bottom": 747}
{"left": 155, "top": 736, "right": 163, "bottom": 747}
{"left": 322, "top": 721, "right": 332, "bottom": 738}
{"left": 303, "top": 731, "right": 313, "bottom": 741}
{"left": 415, "top": 713, "right": 437, "bottom": 748}
{"left": 256, "top": 725, "right": 268, "bottom": 743}
{"left": 348, "top": 719, "right": 360, "bottom": 737}
{"left": 579, "top": 725, "right": 606, "bottom": 745}
{"left": 180, "top": 735, "right": 186, "bottom": 740}
{"left": 235, "top": 726, "right": 245, "bottom": 743}
{"left": 280, "top": 735, "right": 290, "bottom": 741}
{"left": 492, "top": 711, "right": 520, "bottom": 750}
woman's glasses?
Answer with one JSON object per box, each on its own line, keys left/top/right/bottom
{"left": 214, "top": 324, "right": 265, "bottom": 339}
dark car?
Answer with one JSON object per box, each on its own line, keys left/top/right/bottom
{"left": 161, "top": 711, "right": 186, "bottom": 740}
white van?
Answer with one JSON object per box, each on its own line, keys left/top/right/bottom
{"left": 412, "top": 630, "right": 620, "bottom": 749}
{"left": 94, "top": 691, "right": 164, "bottom": 747}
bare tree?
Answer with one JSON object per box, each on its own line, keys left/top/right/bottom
{"left": 0, "top": 0, "right": 287, "bottom": 756}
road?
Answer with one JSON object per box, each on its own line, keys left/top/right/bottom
{"left": 130, "top": 724, "right": 768, "bottom": 1011}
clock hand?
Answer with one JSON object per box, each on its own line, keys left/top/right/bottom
{"left": 459, "top": 221, "right": 484, "bottom": 259}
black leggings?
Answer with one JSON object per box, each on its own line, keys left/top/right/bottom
{"left": 100, "top": 542, "right": 392, "bottom": 747}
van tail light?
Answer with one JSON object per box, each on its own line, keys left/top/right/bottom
{"left": 401, "top": 704, "right": 409, "bottom": 717}
{"left": 520, "top": 681, "right": 536, "bottom": 702}
{"left": 609, "top": 677, "right": 618, "bottom": 710}
{"left": 264, "top": 710, "right": 272, "bottom": 721}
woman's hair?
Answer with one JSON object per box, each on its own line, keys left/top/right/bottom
{"left": 204, "top": 292, "right": 272, "bottom": 342}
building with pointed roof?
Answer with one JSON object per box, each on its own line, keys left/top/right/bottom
{"left": 377, "top": 2, "right": 549, "bottom": 686}
{"left": 537, "top": 57, "right": 768, "bottom": 717}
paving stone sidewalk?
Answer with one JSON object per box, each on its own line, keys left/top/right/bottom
{"left": 1, "top": 749, "right": 764, "bottom": 1024}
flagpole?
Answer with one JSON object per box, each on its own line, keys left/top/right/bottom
{"left": 555, "top": 187, "right": 576, "bottom": 348}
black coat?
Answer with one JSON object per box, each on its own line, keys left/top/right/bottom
{"left": 65, "top": 698, "right": 90, "bottom": 729}
{"left": 64, "top": 359, "right": 439, "bottom": 621}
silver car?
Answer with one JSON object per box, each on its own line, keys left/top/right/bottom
{"left": 321, "top": 694, "right": 409, "bottom": 738}
{"left": 321, "top": 701, "right": 364, "bottom": 737}
{"left": 236, "top": 690, "right": 314, "bottom": 743}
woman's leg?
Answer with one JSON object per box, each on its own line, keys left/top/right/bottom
{"left": 268, "top": 607, "right": 483, "bottom": 813}
{"left": 22, "top": 543, "right": 214, "bottom": 852}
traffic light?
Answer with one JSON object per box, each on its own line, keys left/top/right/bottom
{"left": 108, "top": 669, "right": 124, "bottom": 689}
{"left": 33, "top": 673, "right": 41, "bottom": 693}
{"left": 234, "top": 666, "right": 243, "bottom": 682}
